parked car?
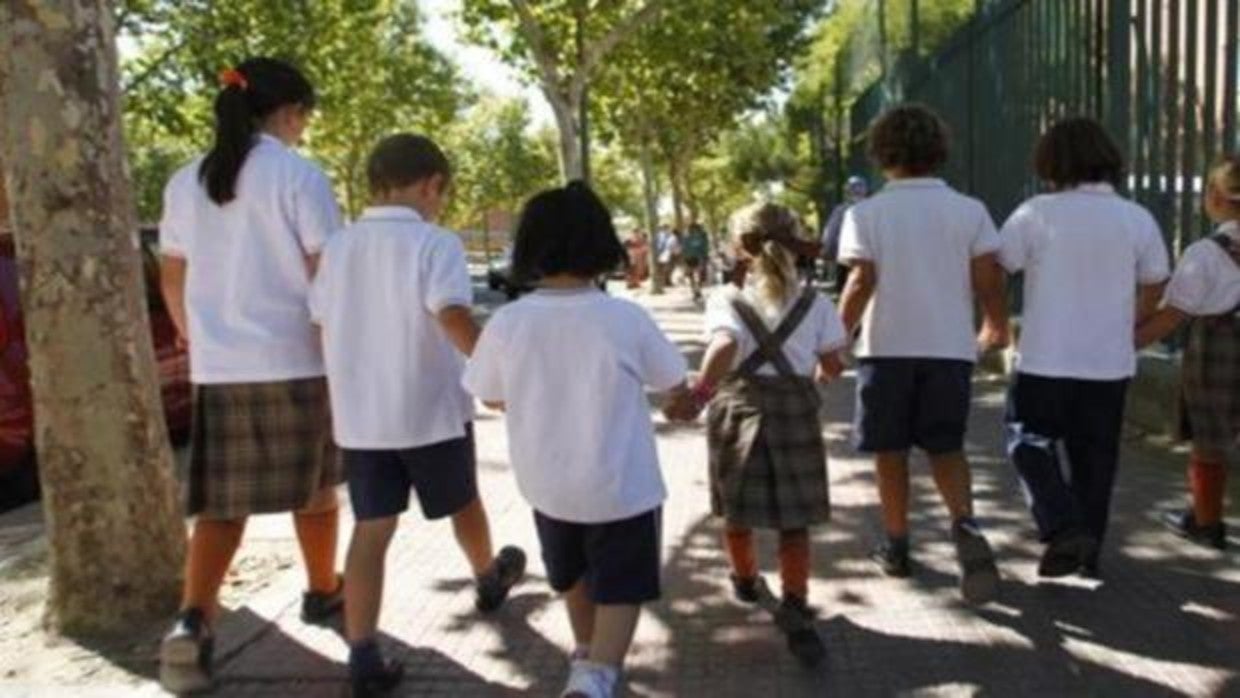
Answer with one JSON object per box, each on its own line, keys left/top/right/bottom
{"left": 0, "top": 227, "right": 191, "bottom": 511}
{"left": 486, "top": 246, "right": 532, "bottom": 300}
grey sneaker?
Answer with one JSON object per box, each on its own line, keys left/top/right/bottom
{"left": 953, "top": 518, "right": 1000, "bottom": 604}
{"left": 159, "top": 608, "right": 214, "bottom": 695}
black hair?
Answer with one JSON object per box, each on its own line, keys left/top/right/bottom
{"left": 1034, "top": 117, "right": 1124, "bottom": 189}
{"left": 366, "top": 134, "right": 451, "bottom": 196}
{"left": 198, "top": 57, "right": 316, "bottom": 205}
{"left": 511, "top": 182, "right": 627, "bottom": 283}
{"left": 867, "top": 103, "right": 950, "bottom": 176}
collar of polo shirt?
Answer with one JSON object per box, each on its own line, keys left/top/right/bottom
{"left": 883, "top": 177, "right": 946, "bottom": 190}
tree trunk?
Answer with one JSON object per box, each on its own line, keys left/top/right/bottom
{"left": 0, "top": 0, "right": 185, "bottom": 635}
{"left": 547, "top": 89, "right": 585, "bottom": 182}
{"left": 667, "top": 157, "right": 685, "bottom": 232}
{"left": 638, "top": 139, "right": 663, "bottom": 295}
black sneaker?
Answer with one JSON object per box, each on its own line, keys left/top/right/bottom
{"left": 1038, "top": 530, "right": 1098, "bottom": 578}
{"left": 870, "top": 539, "right": 912, "bottom": 578}
{"left": 301, "top": 574, "right": 345, "bottom": 624}
{"left": 475, "top": 545, "right": 527, "bottom": 613}
{"left": 159, "top": 608, "right": 214, "bottom": 694}
{"left": 778, "top": 594, "right": 819, "bottom": 624}
{"left": 1162, "top": 509, "right": 1228, "bottom": 551}
{"left": 351, "top": 659, "right": 405, "bottom": 698}
{"left": 952, "top": 518, "right": 1000, "bottom": 604}
{"left": 730, "top": 574, "right": 763, "bottom": 604}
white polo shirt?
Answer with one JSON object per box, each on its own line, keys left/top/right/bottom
{"left": 462, "top": 289, "right": 687, "bottom": 524}
{"left": 309, "top": 207, "right": 475, "bottom": 450}
{"left": 159, "top": 134, "right": 342, "bottom": 384}
{"left": 999, "top": 184, "right": 1171, "bottom": 380}
{"left": 838, "top": 178, "right": 1001, "bottom": 361}
{"left": 1164, "top": 221, "right": 1240, "bottom": 316}
{"left": 704, "top": 286, "right": 848, "bottom": 376}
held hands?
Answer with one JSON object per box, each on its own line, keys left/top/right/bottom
{"left": 815, "top": 351, "right": 846, "bottom": 384}
{"left": 662, "top": 381, "right": 711, "bottom": 423}
{"left": 976, "top": 320, "right": 1011, "bottom": 354}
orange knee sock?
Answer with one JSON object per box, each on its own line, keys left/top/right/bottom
{"left": 723, "top": 526, "right": 758, "bottom": 580}
{"left": 1189, "top": 458, "right": 1227, "bottom": 526}
{"left": 293, "top": 507, "right": 340, "bottom": 593}
{"left": 777, "top": 529, "right": 811, "bottom": 600}
{"left": 183, "top": 518, "right": 247, "bottom": 621}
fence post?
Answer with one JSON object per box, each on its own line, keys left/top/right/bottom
{"left": 1106, "top": 0, "right": 1132, "bottom": 182}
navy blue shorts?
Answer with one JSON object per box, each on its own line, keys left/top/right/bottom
{"left": 854, "top": 359, "right": 974, "bottom": 455}
{"left": 343, "top": 425, "right": 477, "bottom": 521}
{"left": 534, "top": 508, "right": 662, "bottom": 605}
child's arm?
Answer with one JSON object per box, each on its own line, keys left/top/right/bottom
{"left": 1136, "top": 281, "right": 1167, "bottom": 326}
{"left": 815, "top": 350, "right": 846, "bottom": 384}
{"left": 438, "top": 305, "right": 482, "bottom": 356}
{"left": 839, "top": 260, "right": 876, "bottom": 334}
{"left": 1136, "top": 305, "right": 1188, "bottom": 349}
{"left": 668, "top": 332, "right": 739, "bottom": 422}
{"left": 971, "top": 253, "right": 1011, "bottom": 351}
{"left": 160, "top": 256, "right": 190, "bottom": 348}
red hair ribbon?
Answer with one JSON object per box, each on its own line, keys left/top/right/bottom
{"left": 218, "top": 68, "right": 249, "bottom": 90}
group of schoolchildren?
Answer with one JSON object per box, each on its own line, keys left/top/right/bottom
{"left": 154, "top": 57, "right": 1238, "bottom": 698}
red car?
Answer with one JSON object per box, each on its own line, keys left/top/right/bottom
{"left": 0, "top": 227, "right": 191, "bottom": 511}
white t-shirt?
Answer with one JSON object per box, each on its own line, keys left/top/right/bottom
{"left": 462, "top": 289, "right": 687, "bottom": 523}
{"left": 1164, "top": 222, "right": 1240, "bottom": 316}
{"left": 160, "top": 134, "right": 342, "bottom": 384}
{"left": 309, "top": 207, "right": 474, "bottom": 450}
{"left": 998, "top": 184, "right": 1171, "bottom": 380}
{"left": 838, "top": 178, "right": 1000, "bottom": 361}
{"left": 704, "top": 286, "right": 848, "bottom": 376}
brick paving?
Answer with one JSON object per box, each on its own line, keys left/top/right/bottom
{"left": 4, "top": 284, "right": 1240, "bottom": 697}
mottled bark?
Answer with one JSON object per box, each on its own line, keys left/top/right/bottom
{"left": 0, "top": 0, "right": 185, "bottom": 634}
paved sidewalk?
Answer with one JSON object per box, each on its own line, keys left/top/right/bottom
{"left": 4, "top": 285, "right": 1239, "bottom": 697}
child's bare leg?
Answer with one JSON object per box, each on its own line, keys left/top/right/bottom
{"left": 1189, "top": 448, "right": 1228, "bottom": 525}
{"left": 875, "top": 452, "right": 911, "bottom": 537}
{"left": 345, "top": 516, "right": 398, "bottom": 644}
{"left": 451, "top": 496, "right": 494, "bottom": 576}
{"left": 564, "top": 579, "right": 596, "bottom": 651}
{"left": 183, "top": 516, "right": 248, "bottom": 622}
{"left": 588, "top": 604, "right": 642, "bottom": 668}
{"left": 928, "top": 451, "right": 975, "bottom": 522}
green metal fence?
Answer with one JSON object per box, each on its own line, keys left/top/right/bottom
{"left": 849, "top": 0, "right": 1240, "bottom": 252}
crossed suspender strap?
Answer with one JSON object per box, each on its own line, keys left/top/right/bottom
{"left": 1207, "top": 234, "right": 1240, "bottom": 316}
{"left": 731, "top": 289, "right": 817, "bottom": 378}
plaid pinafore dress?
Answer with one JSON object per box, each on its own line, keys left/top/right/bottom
{"left": 707, "top": 289, "right": 831, "bottom": 529}
{"left": 1178, "top": 233, "right": 1240, "bottom": 455}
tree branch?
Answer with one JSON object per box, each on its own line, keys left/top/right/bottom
{"left": 573, "top": 0, "right": 666, "bottom": 95}
{"left": 509, "top": 0, "right": 567, "bottom": 102}
{"left": 121, "top": 36, "right": 191, "bottom": 95}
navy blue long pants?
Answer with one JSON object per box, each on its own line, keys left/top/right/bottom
{"left": 1005, "top": 372, "right": 1129, "bottom": 545}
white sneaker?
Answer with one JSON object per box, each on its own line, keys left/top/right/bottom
{"left": 560, "top": 660, "right": 619, "bottom": 698}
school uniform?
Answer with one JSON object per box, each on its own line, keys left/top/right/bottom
{"left": 160, "top": 134, "right": 343, "bottom": 519}
{"left": 1163, "top": 221, "right": 1240, "bottom": 455}
{"left": 998, "top": 184, "right": 1170, "bottom": 543}
{"left": 462, "top": 288, "right": 686, "bottom": 604}
{"left": 838, "top": 178, "right": 1001, "bottom": 455}
{"left": 309, "top": 206, "right": 478, "bottom": 521}
{"left": 704, "top": 286, "right": 847, "bottom": 529}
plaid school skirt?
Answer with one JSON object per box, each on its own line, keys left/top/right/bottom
{"left": 707, "top": 375, "right": 830, "bottom": 530}
{"left": 1178, "top": 316, "right": 1240, "bottom": 455}
{"left": 186, "top": 377, "right": 341, "bottom": 519}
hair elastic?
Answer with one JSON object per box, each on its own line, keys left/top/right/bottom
{"left": 219, "top": 68, "right": 249, "bottom": 91}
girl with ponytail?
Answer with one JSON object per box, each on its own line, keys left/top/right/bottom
{"left": 674, "top": 201, "right": 848, "bottom": 666}
{"left": 157, "top": 57, "right": 344, "bottom": 694}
